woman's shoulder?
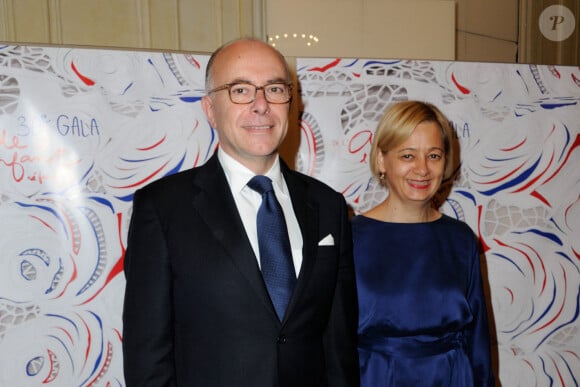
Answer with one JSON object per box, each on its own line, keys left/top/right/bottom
{"left": 438, "top": 214, "right": 477, "bottom": 237}
{"left": 351, "top": 213, "right": 378, "bottom": 227}
{"left": 439, "top": 213, "right": 470, "bottom": 227}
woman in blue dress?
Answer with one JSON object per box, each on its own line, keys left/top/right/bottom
{"left": 352, "top": 100, "right": 495, "bottom": 386}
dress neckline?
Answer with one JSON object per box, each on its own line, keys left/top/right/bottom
{"left": 354, "top": 213, "right": 445, "bottom": 225}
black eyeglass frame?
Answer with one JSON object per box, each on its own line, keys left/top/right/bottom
{"left": 207, "top": 81, "right": 293, "bottom": 104}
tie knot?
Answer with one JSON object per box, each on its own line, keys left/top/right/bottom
{"left": 248, "top": 175, "right": 274, "bottom": 195}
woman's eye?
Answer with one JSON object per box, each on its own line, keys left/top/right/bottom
{"left": 267, "top": 85, "right": 284, "bottom": 94}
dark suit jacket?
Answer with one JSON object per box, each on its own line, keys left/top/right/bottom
{"left": 122, "top": 153, "right": 359, "bottom": 387}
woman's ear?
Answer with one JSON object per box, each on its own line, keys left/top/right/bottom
{"left": 376, "top": 150, "right": 386, "bottom": 175}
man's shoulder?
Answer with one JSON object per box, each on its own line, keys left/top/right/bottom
{"left": 142, "top": 168, "right": 196, "bottom": 191}
{"left": 135, "top": 161, "right": 215, "bottom": 201}
{"left": 286, "top": 169, "right": 344, "bottom": 201}
{"left": 139, "top": 155, "right": 218, "bottom": 194}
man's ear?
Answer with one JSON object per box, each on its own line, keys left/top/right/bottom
{"left": 201, "top": 95, "right": 216, "bottom": 128}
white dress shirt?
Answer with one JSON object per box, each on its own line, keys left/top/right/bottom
{"left": 217, "top": 148, "right": 303, "bottom": 276}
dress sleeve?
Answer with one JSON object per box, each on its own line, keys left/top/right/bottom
{"left": 466, "top": 237, "right": 496, "bottom": 386}
{"left": 122, "top": 188, "right": 177, "bottom": 387}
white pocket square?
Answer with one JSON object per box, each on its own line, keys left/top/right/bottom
{"left": 318, "top": 234, "right": 335, "bottom": 246}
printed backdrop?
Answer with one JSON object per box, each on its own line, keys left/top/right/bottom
{"left": 0, "top": 45, "right": 578, "bottom": 386}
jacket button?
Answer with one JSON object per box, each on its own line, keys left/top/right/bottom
{"left": 277, "top": 335, "right": 287, "bottom": 344}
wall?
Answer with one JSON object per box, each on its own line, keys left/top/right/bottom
{"left": 0, "top": 0, "right": 456, "bottom": 60}
{"left": 0, "top": 0, "right": 263, "bottom": 52}
{"left": 456, "top": 0, "right": 519, "bottom": 63}
{"left": 265, "top": 0, "right": 455, "bottom": 60}
{"left": 519, "top": 0, "right": 580, "bottom": 65}
{"left": 1, "top": 0, "right": 578, "bottom": 65}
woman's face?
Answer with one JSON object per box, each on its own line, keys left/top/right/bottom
{"left": 378, "top": 121, "right": 446, "bottom": 207}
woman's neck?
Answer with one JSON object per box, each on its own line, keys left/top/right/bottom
{"left": 365, "top": 197, "right": 440, "bottom": 223}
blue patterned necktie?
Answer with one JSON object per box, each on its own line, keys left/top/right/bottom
{"left": 247, "top": 175, "right": 296, "bottom": 320}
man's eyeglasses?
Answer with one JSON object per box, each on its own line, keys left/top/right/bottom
{"left": 207, "top": 82, "right": 292, "bottom": 104}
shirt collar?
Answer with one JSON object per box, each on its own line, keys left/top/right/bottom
{"left": 218, "top": 148, "right": 286, "bottom": 194}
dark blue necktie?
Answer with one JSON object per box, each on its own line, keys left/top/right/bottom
{"left": 247, "top": 175, "right": 296, "bottom": 320}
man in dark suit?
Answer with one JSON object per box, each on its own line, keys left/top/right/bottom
{"left": 122, "top": 38, "right": 359, "bottom": 387}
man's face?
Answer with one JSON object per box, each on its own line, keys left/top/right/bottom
{"left": 202, "top": 40, "right": 290, "bottom": 172}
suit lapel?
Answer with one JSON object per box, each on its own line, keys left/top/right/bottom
{"left": 191, "top": 155, "right": 278, "bottom": 319}
{"left": 281, "top": 165, "right": 319, "bottom": 322}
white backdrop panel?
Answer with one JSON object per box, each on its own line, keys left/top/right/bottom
{"left": 0, "top": 45, "right": 577, "bottom": 386}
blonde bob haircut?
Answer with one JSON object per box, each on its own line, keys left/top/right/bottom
{"left": 370, "top": 100, "right": 455, "bottom": 183}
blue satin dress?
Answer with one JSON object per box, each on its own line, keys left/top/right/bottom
{"left": 352, "top": 214, "right": 495, "bottom": 386}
